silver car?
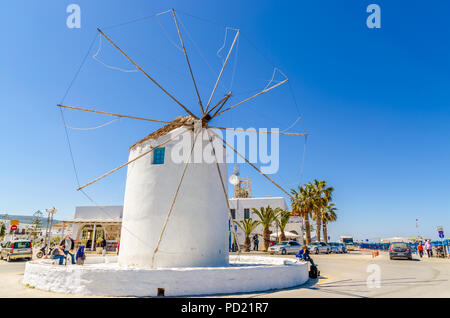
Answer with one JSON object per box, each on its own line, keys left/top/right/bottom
{"left": 0, "top": 240, "right": 33, "bottom": 262}
{"left": 268, "top": 241, "right": 301, "bottom": 255}
{"left": 308, "top": 242, "right": 331, "bottom": 254}
{"left": 329, "top": 242, "right": 346, "bottom": 253}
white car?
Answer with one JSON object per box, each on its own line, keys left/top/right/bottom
{"left": 268, "top": 241, "right": 301, "bottom": 255}
{"left": 308, "top": 242, "right": 331, "bottom": 254}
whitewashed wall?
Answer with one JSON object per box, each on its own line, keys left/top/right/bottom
{"left": 119, "top": 126, "right": 229, "bottom": 268}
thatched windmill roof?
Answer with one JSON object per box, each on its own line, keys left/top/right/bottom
{"left": 129, "top": 115, "right": 195, "bottom": 150}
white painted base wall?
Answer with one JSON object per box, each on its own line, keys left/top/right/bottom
{"left": 23, "top": 256, "right": 309, "bottom": 297}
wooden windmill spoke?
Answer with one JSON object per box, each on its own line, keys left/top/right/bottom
{"left": 57, "top": 104, "right": 173, "bottom": 124}
{"left": 209, "top": 126, "right": 307, "bottom": 137}
{"left": 204, "top": 29, "right": 240, "bottom": 113}
{"left": 210, "top": 130, "right": 293, "bottom": 200}
{"left": 171, "top": 9, "right": 204, "bottom": 115}
{"left": 97, "top": 28, "right": 198, "bottom": 119}
{"left": 214, "top": 78, "right": 288, "bottom": 117}
{"left": 205, "top": 129, "right": 241, "bottom": 254}
{"left": 203, "top": 92, "right": 232, "bottom": 119}
{"left": 76, "top": 129, "right": 186, "bottom": 191}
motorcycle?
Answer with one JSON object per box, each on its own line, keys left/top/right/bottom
{"left": 35, "top": 244, "right": 49, "bottom": 258}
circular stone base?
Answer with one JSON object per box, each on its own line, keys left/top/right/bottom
{"left": 23, "top": 255, "right": 308, "bottom": 297}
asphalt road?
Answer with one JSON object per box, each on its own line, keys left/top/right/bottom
{"left": 0, "top": 251, "right": 449, "bottom": 297}
{"left": 228, "top": 251, "right": 450, "bottom": 298}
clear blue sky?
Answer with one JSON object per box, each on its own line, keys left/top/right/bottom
{"left": 1, "top": 0, "right": 449, "bottom": 241}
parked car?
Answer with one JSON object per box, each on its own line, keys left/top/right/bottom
{"left": 308, "top": 242, "right": 331, "bottom": 254}
{"left": 268, "top": 240, "right": 301, "bottom": 255}
{"left": 329, "top": 242, "right": 347, "bottom": 253}
{"left": 0, "top": 240, "right": 33, "bottom": 262}
{"left": 389, "top": 242, "right": 412, "bottom": 260}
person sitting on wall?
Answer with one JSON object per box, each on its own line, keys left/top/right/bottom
{"left": 296, "top": 245, "right": 315, "bottom": 267}
{"left": 51, "top": 245, "right": 66, "bottom": 265}
{"left": 59, "top": 234, "right": 76, "bottom": 265}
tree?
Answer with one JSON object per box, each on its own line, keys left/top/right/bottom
{"left": 0, "top": 223, "right": 5, "bottom": 238}
{"left": 234, "top": 218, "right": 260, "bottom": 252}
{"left": 275, "top": 210, "right": 292, "bottom": 242}
{"left": 322, "top": 203, "right": 337, "bottom": 243}
{"left": 30, "top": 210, "right": 43, "bottom": 240}
{"left": 252, "top": 206, "right": 280, "bottom": 251}
{"left": 291, "top": 184, "right": 315, "bottom": 245}
{"left": 311, "top": 179, "right": 334, "bottom": 242}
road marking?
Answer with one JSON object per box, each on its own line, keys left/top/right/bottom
{"left": 317, "top": 257, "right": 374, "bottom": 285}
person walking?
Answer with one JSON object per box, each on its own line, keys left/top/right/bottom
{"left": 425, "top": 240, "right": 433, "bottom": 258}
{"left": 116, "top": 241, "right": 120, "bottom": 255}
{"left": 59, "top": 234, "right": 75, "bottom": 264}
{"left": 253, "top": 234, "right": 259, "bottom": 251}
{"left": 417, "top": 242, "right": 424, "bottom": 258}
{"left": 101, "top": 237, "right": 107, "bottom": 256}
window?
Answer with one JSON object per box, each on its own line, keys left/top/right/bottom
{"left": 244, "top": 209, "right": 250, "bottom": 219}
{"left": 15, "top": 242, "right": 30, "bottom": 249}
{"left": 230, "top": 209, "right": 236, "bottom": 219}
{"left": 152, "top": 147, "right": 165, "bottom": 165}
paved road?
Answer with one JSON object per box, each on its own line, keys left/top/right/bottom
{"left": 227, "top": 251, "right": 450, "bottom": 298}
{"left": 1, "top": 251, "right": 449, "bottom": 297}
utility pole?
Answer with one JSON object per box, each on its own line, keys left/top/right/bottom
{"left": 44, "top": 207, "right": 57, "bottom": 254}
{"left": 416, "top": 218, "right": 420, "bottom": 239}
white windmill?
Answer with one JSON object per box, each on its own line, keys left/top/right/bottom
{"left": 57, "top": 9, "right": 307, "bottom": 269}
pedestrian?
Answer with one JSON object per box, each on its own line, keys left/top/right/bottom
{"left": 418, "top": 242, "right": 424, "bottom": 258}
{"left": 253, "top": 234, "right": 259, "bottom": 251}
{"left": 425, "top": 240, "right": 433, "bottom": 258}
{"left": 59, "top": 234, "right": 76, "bottom": 264}
{"left": 101, "top": 237, "right": 107, "bottom": 256}
{"left": 75, "top": 244, "right": 86, "bottom": 265}
{"left": 116, "top": 241, "right": 120, "bottom": 255}
{"left": 51, "top": 245, "right": 66, "bottom": 265}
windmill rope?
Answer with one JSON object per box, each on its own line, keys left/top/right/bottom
{"left": 177, "top": 14, "right": 228, "bottom": 93}
{"left": 151, "top": 129, "right": 201, "bottom": 268}
{"left": 59, "top": 33, "right": 98, "bottom": 187}
{"left": 217, "top": 27, "right": 240, "bottom": 64}
{"left": 66, "top": 118, "right": 120, "bottom": 131}
{"left": 264, "top": 67, "right": 288, "bottom": 90}
{"left": 205, "top": 129, "right": 241, "bottom": 258}
{"left": 155, "top": 10, "right": 184, "bottom": 53}
{"left": 92, "top": 35, "right": 138, "bottom": 73}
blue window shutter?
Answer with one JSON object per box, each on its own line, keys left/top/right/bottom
{"left": 152, "top": 147, "right": 165, "bottom": 164}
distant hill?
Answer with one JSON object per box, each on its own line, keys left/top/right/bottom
{"left": 0, "top": 214, "right": 61, "bottom": 227}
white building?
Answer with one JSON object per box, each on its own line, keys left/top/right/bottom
{"left": 63, "top": 205, "right": 122, "bottom": 251}
{"left": 229, "top": 197, "right": 303, "bottom": 249}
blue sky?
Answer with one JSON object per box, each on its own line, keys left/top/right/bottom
{"left": 1, "top": 0, "right": 450, "bottom": 241}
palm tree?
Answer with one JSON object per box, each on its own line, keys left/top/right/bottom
{"left": 275, "top": 210, "right": 292, "bottom": 242}
{"left": 252, "top": 206, "right": 280, "bottom": 251}
{"left": 234, "top": 218, "right": 260, "bottom": 252}
{"left": 291, "top": 184, "right": 315, "bottom": 245}
{"left": 322, "top": 203, "right": 337, "bottom": 243}
{"left": 311, "top": 179, "right": 334, "bottom": 242}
